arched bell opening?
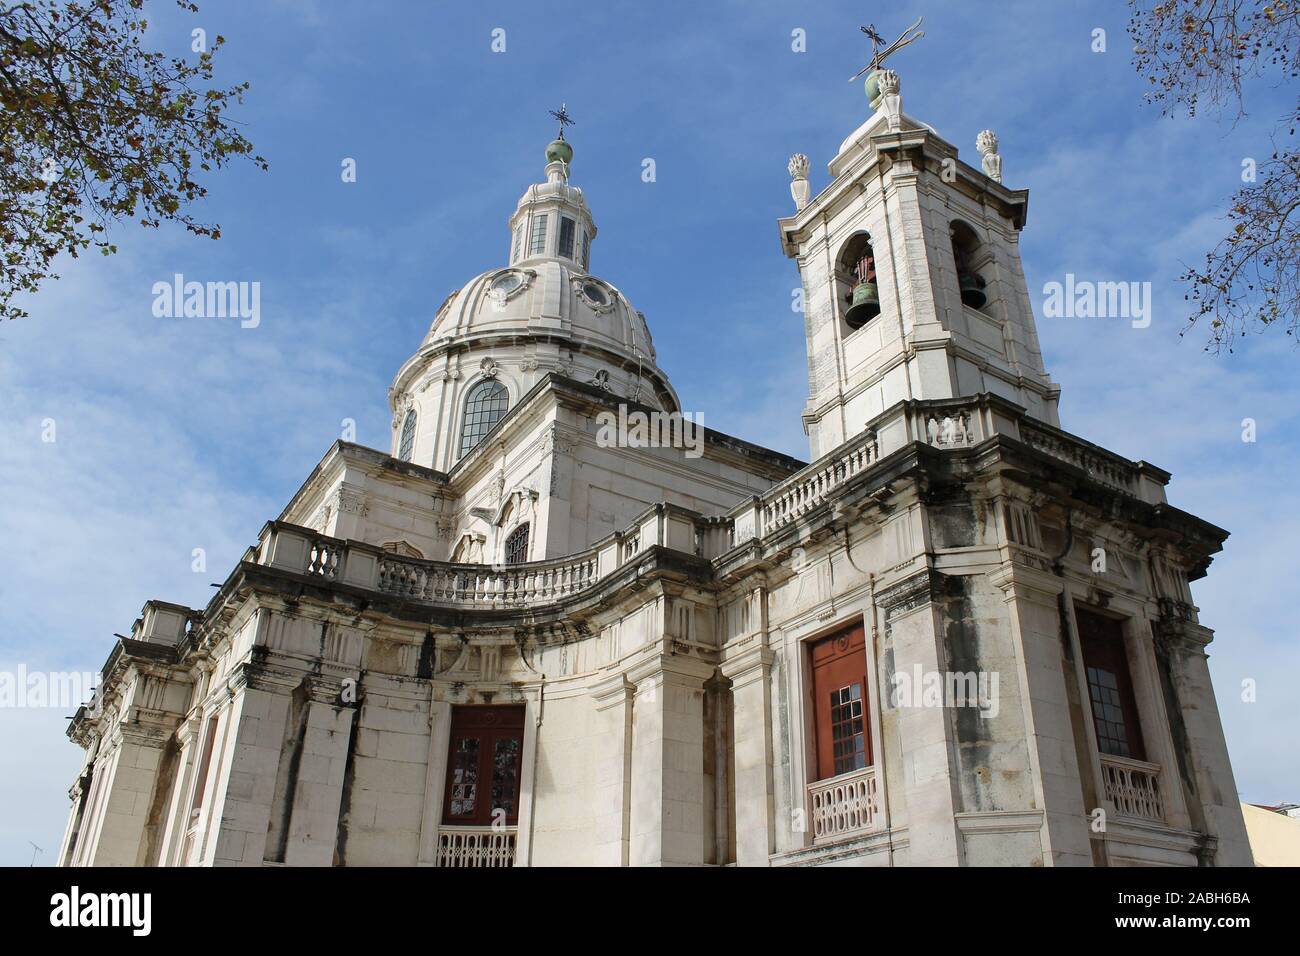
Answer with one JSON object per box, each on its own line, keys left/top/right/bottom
{"left": 950, "top": 220, "right": 990, "bottom": 312}
{"left": 836, "top": 233, "right": 880, "bottom": 330}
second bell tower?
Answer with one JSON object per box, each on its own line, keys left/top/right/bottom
{"left": 779, "top": 64, "right": 1060, "bottom": 460}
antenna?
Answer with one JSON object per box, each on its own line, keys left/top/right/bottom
{"left": 28, "top": 841, "right": 43, "bottom": 867}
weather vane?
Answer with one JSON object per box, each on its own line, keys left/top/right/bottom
{"left": 850, "top": 16, "right": 924, "bottom": 81}
{"left": 548, "top": 103, "right": 575, "bottom": 140}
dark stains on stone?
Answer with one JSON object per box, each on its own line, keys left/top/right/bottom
{"left": 265, "top": 679, "right": 310, "bottom": 864}
{"left": 926, "top": 489, "right": 978, "bottom": 550}
{"left": 416, "top": 631, "right": 437, "bottom": 679}
{"left": 140, "top": 734, "right": 181, "bottom": 866}
{"left": 1152, "top": 626, "right": 1209, "bottom": 838}
{"left": 939, "top": 574, "right": 997, "bottom": 813}
{"left": 333, "top": 675, "right": 365, "bottom": 867}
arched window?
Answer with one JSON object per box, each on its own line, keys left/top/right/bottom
{"left": 504, "top": 523, "right": 530, "bottom": 565}
{"left": 459, "top": 379, "right": 509, "bottom": 457}
{"left": 950, "top": 221, "right": 989, "bottom": 311}
{"left": 397, "top": 408, "right": 417, "bottom": 461}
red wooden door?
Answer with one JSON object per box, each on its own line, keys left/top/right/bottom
{"left": 810, "top": 624, "right": 871, "bottom": 782}
{"left": 442, "top": 705, "right": 525, "bottom": 826}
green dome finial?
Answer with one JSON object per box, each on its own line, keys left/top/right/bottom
{"left": 546, "top": 138, "right": 573, "bottom": 165}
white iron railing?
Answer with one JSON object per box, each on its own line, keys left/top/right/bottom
{"left": 808, "top": 765, "right": 880, "bottom": 842}
{"left": 435, "top": 826, "right": 517, "bottom": 867}
{"left": 1100, "top": 753, "right": 1164, "bottom": 822}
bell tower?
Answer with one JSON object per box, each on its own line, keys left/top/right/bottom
{"left": 779, "top": 25, "right": 1060, "bottom": 459}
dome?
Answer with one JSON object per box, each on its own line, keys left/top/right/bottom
{"left": 422, "top": 259, "right": 658, "bottom": 368}
{"left": 386, "top": 128, "right": 680, "bottom": 472}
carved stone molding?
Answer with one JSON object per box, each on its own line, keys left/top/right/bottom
{"left": 390, "top": 393, "right": 414, "bottom": 429}
{"left": 335, "top": 484, "right": 369, "bottom": 518}
{"left": 875, "top": 568, "right": 947, "bottom": 619}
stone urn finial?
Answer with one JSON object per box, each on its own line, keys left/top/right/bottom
{"left": 977, "top": 129, "right": 1002, "bottom": 183}
{"left": 877, "top": 69, "right": 902, "bottom": 130}
{"left": 788, "top": 153, "right": 810, "bottom": 211}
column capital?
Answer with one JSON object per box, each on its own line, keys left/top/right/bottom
{"left": 720, "top": 645, "right": 775, "bottom": 689}
{"left": 987, "top": 561, "right": 1062, "bottom": 606}
{"left": 591, "top": 671, "right": 635, "bottom": 711}
{"left": 626, "top": 652, "right": 716, "bottom": 688}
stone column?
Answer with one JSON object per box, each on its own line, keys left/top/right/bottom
{"left": 56, "top": 768, "right": 92, "bottom": 868}
{"left": 628, "top": 654, "right": 716, "bottom": 866}
{"left": 720, "top": 645, "right": 775, "bottom": 866}
{"left": 591, "top": 673, "right": 635, "bottom": 866}
{"left": 514, "top": 687, "right": 543, "bottom": 867}
{"left": 989, "top": 563, "right": 1094, "bottom": 866}
{"left": 155, "top": 716, "right": 202, "bottom": 866}
{"left": 417, "top": 698, "right": 453, "bottom": 866}
{"left": 81, "top": 723, "right": 172, "bottom": 866}
{"left": 204, "top": 666, "right": 296, "bottom": 866}
{"left": 878, "top": 570, "right": 962, "bottom": 865}
{"left": 1153, "top": 619, "right": 1254, "bottom": 865}
{"left": 282, "top": 683, "right": 358, "bottom": 866}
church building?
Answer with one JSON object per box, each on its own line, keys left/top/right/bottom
{"left": 57, "top": 64, "right": 1252, "bottom": 867}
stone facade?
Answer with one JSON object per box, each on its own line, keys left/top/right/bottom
{"left": 58, "top": 85, "right": 1252, "bottom": 867}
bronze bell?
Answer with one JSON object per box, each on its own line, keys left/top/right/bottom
{"left": 845, "top": 281, "right": 881, "bottom": 328}
{"left": 845, "top": 251, "right": 881, "bottom": 328}
{"left": 958, "top": 271, "right": 986, "bottom": 309}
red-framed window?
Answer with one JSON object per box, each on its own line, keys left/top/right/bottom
{"left": 1076, "top": 607, "right": 1147, "bottom": 761}
{"left": 810, "top": 623, "right": 871, "bottom": 782}
{"left": 442, "top": 705, "right": 525, "bottom": 827}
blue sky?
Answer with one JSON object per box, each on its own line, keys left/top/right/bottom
{"left": 1, "top": 0, "right": 1296, "bottom": 865}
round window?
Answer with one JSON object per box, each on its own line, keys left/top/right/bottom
{"left": 491, "top": 272, "right": 523, "bottom": 295}
{"left": 581, "top": 282, "right": 607, "bottom": 306}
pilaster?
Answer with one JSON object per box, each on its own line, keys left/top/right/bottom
{"left": 720, "top": 645, "right": 776, "bottom": 865}
{"left": 988, "top": 561, "right": 1093, "bottom": 865}
{"left": 591, "top": 672, "right": 635, "bottom": 865}
{"left": 627, "top": 653, "right": 716, "bottom": 866}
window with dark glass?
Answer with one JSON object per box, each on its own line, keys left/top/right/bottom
{"left": 528, "top": 213, "right": 548, "bottom": 256}
{"left": 459, "top": 380, "right": 509, "bottom": 458}
{"left": 504, "top": 523, "right": 529, "bottom": 565}
{"left": 397, "top": 408, "right": 417, "bottom": 461}
{"left": 442, "top": 706, "right": 525, "bottom": 826}
{"left": 810, "top": 623, "right": 871, "bottom": 781}
{"left": 1076, "top": 607, "right": 1146, "bottom": 760}
{"left": 558, "top": 216, "right": 576, "bottom": 259}
{"left": 581, "top": 230, "right": 590, "bottom": 269}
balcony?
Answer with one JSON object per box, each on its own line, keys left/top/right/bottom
{"left": 808, "top": 766, "right": 881, "bottom": 843}
{"left": 1100, "top": 753, "right": 1164, "bottom": 823}
{"left": 435, "top": 825, "right": 517, "bottom": 867}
